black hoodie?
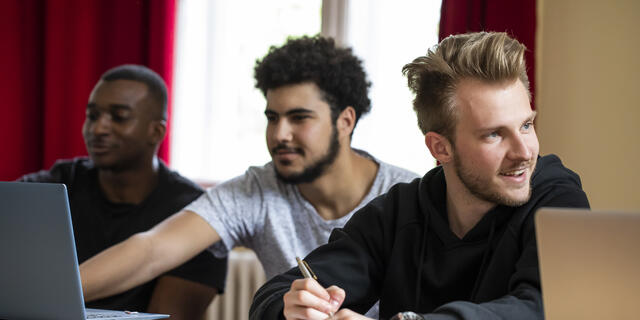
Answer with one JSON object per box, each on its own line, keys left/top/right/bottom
{"left": 250, "top": 154, "right": 590, "bottom": 319}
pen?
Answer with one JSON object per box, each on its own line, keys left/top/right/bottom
{"left": 296, "top": 257, "right": 334, "bottom": 318}
{"left": 296, "top": 256, "right": 317, "bottom": 279}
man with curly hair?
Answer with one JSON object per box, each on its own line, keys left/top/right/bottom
{"left": 78, "top": 36, "right": 418, "bottom": 317}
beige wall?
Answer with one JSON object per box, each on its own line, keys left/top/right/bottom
{"left": 536, "top": 0, "right": 640, "bottom": 210}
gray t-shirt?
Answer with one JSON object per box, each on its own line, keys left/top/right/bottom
{"left": 186, "top": 155, "right": 419, "bottom": 279}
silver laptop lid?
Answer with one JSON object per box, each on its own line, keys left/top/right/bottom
{"left": 0, "top": 182, "right": 169, "bottom": 320}
{"left": 0, "top": 182, "right": 87, "bottom": 319}
{"left": 535, "top": 207, "right": 640, "bottom": 320}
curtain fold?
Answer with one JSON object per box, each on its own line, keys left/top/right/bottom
{"left": 1, "top": 0, "right": 176, "bottom": 181}
{"left": 439, "top": 0, "right": 536, "bottom": 108}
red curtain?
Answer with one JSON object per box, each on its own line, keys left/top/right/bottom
{"left": 439, "top": 0, "right": 537, "bottom": 108}
{"left": 0, "top": 0, "right": 176, "bottom": 181}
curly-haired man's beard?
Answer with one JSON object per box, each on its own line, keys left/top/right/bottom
{"left": 274, "top": 126, "right": 340, "bottom": 185}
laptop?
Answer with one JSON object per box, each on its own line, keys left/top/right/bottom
{"left": 0, "top": 182, "right": 169, "bottom": 320}
{"left": 535, "top": 207, "right": 640, "bottom": 320}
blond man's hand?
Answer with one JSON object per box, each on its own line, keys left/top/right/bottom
{"left": 283, "top": 278, "right": 345, "bottom": 319}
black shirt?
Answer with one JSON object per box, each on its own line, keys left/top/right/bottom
{"left": 250, "top": 154, "right": 591, "bottom": 320}
{"left": 19, "top": 158, "right": 227, "bottom": 311}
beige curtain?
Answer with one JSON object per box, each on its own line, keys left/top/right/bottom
{"left": 204, "top": 248, "right": 266, "bottom": 320}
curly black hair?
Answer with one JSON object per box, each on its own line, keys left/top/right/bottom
{"left": 254, "top": 35, "right": 371, "bottom": 124}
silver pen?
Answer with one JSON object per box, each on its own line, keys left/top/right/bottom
{"left": 296, "top": 257, "right": 334, "bottom": 318}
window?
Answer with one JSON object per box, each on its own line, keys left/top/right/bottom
{"left": 345, "top": 0, "right": 442, "bottom": 176}
{"left": 171, "top": 0, "right": 441, "bottom": 182}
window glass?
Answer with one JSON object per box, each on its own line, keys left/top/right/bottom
{"left": 347, "top": 0, "right": 442, "bottom": 175}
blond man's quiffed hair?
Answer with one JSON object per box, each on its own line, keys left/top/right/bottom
{"left": 402, "top": 32, "right": 530, "bottom": 140}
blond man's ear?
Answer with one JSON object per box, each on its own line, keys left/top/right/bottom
{"left": 425, "top": 131, "right": 453, "bottom": 165}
